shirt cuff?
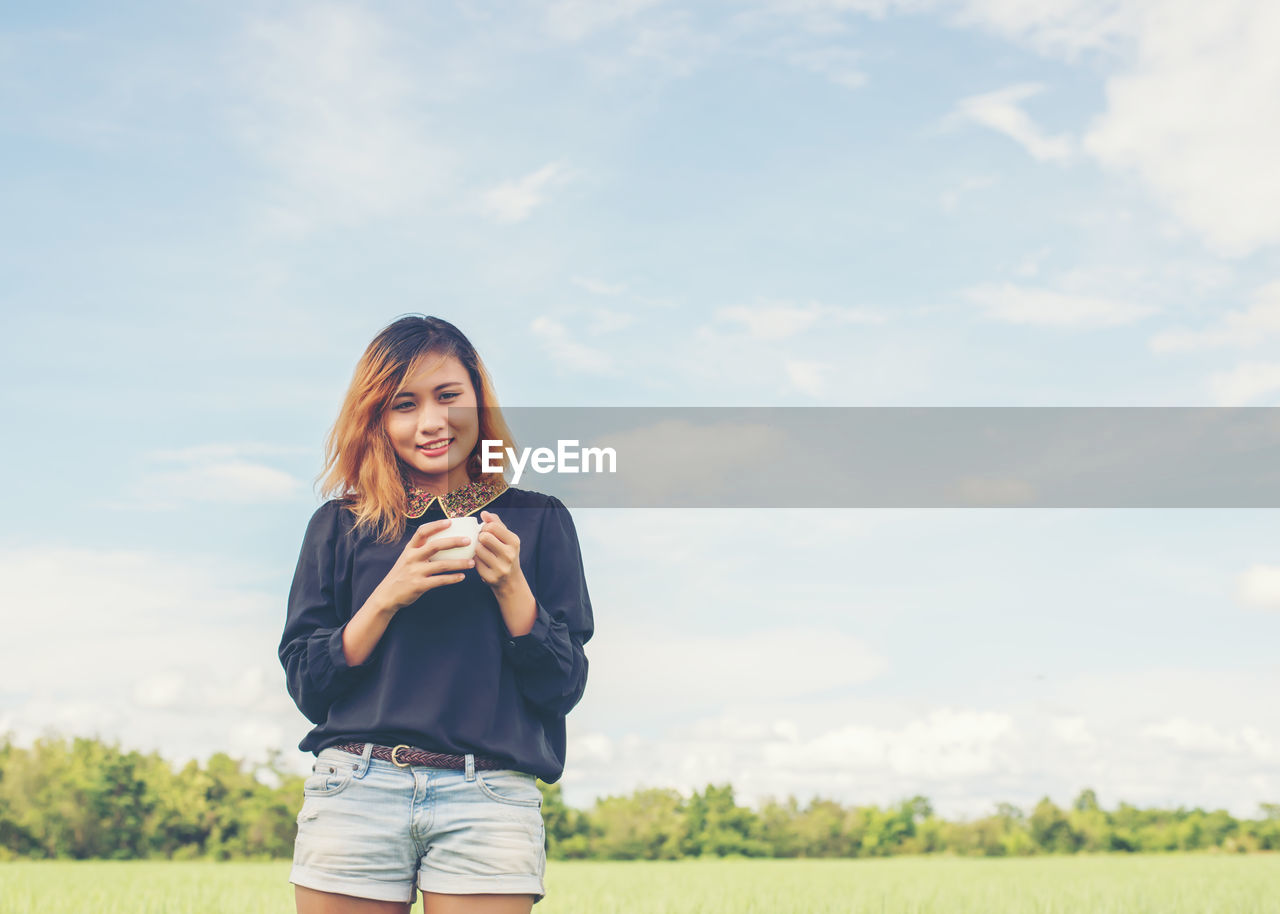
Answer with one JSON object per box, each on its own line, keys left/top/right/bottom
{"left": 326, "top": 621, "right": 374, "bottom": 673}
{"left": 502, "top": 603, "right": 552, "bottom": 666}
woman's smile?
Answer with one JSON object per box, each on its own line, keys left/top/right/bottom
{"left": 418, "top": 438, "right": 453, "bottom": 455}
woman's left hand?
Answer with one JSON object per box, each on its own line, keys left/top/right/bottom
{"left": 475, "top": 510, "right": 524, "bottom": 592}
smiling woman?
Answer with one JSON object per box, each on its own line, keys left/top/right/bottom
{"left": 316, "top": 318, "right": 518, "bottom": 546}
{"left": 384, "top": 353, "right": 482, "bottom": 496}
{"left": 278, "top": 315, "right": 595, "bottom": 914}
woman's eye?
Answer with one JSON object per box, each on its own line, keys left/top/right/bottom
{"left": 393, "top": 402, "right": 414, "bottom": 410}
{"left": 440, "top": 392, "right": 460, "bottom": 401}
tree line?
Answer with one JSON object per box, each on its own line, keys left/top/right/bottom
{"left": 2, "top": 733, "right": 1277, "bottom": 861}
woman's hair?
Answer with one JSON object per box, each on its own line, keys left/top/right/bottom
{"left": 315, "top": 315, "right": 516, "bottom": 544}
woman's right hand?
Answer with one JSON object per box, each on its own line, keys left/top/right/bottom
{"left": 373, "top": 519, "right": 475, "bottom": 613}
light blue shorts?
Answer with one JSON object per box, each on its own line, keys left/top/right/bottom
{"left": 290, "top": 743, "right": 546, "bottom": 905}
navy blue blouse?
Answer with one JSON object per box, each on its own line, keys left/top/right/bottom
{"left": 278, "top": 481, "right": 594, "bottom": 783}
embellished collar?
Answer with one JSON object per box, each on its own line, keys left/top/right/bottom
{"left": 403, "top": 475, "right": 509, "bottom": 519}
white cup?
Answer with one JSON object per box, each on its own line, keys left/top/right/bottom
{"left": 425, "top": 516, "right": 480, "bottom": 561}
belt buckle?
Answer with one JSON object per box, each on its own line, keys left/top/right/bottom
{"left": 390, "top": 744, "right": 412, "bottom": 768}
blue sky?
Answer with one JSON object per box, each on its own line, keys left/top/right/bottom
{"left": 2, "top": 0, "right": 1279, "bottom": 818}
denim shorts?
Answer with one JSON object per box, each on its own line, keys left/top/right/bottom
{"left": 290, "top": 743, "right": 546, "bottom": 905}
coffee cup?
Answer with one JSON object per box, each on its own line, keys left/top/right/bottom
{"left": 425, "top": 516, "right": 481, "bottom": 561}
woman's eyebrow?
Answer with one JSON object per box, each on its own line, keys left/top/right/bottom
{"left": 393, "top": 381, "right": 464, "bottom": 399}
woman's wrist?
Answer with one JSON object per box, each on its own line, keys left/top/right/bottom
{"left": 494, "top": 572, "right": 537, "bottom": 637}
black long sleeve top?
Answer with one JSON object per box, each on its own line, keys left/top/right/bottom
{"left": 278, "top": 478, "right": 593, "bottom": 783}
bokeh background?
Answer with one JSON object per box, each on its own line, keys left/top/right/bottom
{"left": 2, "top": 0, "right": 1279, "bottom": 820}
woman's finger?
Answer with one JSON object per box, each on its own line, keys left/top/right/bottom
{"left": 480, "top": 512, "right": 517, "bottom": 538}
{"left": 409, "top": 519, "right": 453, "bottom": 546}
{"left": 422, "top": 556, "right": 475, "bottom": 575}
{"left": 479, "top": 530, "right": 518, "bottom": 556}
{"left": 421, "top": 571, "right": 467, "bottom": 590}
{"left": 480, "top": 524, "right": 517, "bottom": 547}
{"left": 477, "top": 533, "right": 514, "bottom": 559}
{"left": 474, "top": 542, "right": 514, "bottom": 579}
{"left": 421, "top": 535, "right": 475, "bottom": 559}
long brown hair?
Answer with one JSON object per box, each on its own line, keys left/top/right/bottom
{"left": 315, "top": 315, "right": 516, "bottom": 543}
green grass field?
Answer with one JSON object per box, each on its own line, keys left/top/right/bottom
{"left": 1, "top": 855, "right": 1277, "bottom": 913}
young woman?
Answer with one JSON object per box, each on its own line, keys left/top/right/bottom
{"left": 279, "top": 315, "right": 594, "bottom": 914}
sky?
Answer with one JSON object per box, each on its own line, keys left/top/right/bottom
{"left": 2, "top": 0, "right": 1279, "bottom": 820}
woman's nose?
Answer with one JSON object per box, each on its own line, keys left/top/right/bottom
{"left": 419, "top": 408, "right": 448, "bottom": 435}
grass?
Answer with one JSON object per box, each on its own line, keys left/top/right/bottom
{"left": 1, "top": 854, "right": 1277, "bottom": 913}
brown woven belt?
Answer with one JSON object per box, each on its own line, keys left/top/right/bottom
{"left": 332, "top": 741, "right": 509, "bottom": 771}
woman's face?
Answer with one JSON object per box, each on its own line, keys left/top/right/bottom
{"left": 384, "top": 353, "right": 480, "bottom": 494}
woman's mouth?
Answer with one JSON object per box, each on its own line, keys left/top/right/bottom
{"left": 417, "top": 438, "right": 452, "bottom": 456}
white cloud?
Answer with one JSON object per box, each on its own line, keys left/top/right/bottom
{"left": 201, "top": 665, "right": 274, "bottom": 710}
{"left": 1083, "top": 0, "right": 1280, "bottom": 257}
{"left": 228, "top": 719, "right": 286, "bottom": 766}
{"left": 1149, "top": 281, "right": 1280, "bottom": 352}
{"left": 940, "top": 174, "right": 998, "bottom": 213}
{"left": 776, "top": 0, "right": 1280, "bottom": 256}
{"left": 1142, "top": 718, "right": 1276, "bottom": 759}
{"left": 583, "top": 624, "right": 889, "bottom": 714}
{"left": 544, "top": 0, "right": 669, "bottom": 42}
{"left": 562, "top": 665, "right": 1280, "bottom": 817}
{"left": 480, "top": 161, "right": 573, "bottom": 224}
{"left": 530, "top": 316, "right": 616, "bottom": 374}
{"left": 683, "top": 319, "right": 937, "bottom": 404}
{"left": 569, "top": 732, "right": 616, "bottom": 766}
{"left": 945, "top": 0, "right": 1280, "bottom": 255}
{"left": 105, "top": 444, "right": 305, "bottom": 509}
{"left": 766, "top": 0, "right": 1123, "bottom": 63}
{"left": 944, "top": 82, "right": 1074, "bottom": 162}
{"left": 945, "top": 0, "right": 1133, "bottom": 60}
{"left": 965, "top": 281, "right": 1158, "bottom": 327}
{"left": 622, "top": 9, "right": 719, "bottom": 78}
{"left": 786, "top": 45, "right": 868, "bottom": 89}
{"left": 142, "top": 462, "right": 301, "bottom": 505}
{"left": 0, "top": 545, "right": 305, "bottom": 777}
{"left": 1235, "top": 564, "right": 1280, "bottom": 610}
{"left": 789, "top": 708, "right": 1017, "bottom": 778}
{"left": 1052, "top": 715, "right": 1097, "bottom": 748}
{"left": 786, "top": 359, "right": 829, "bottom": 397}
{"left": 133, "top": 672, "right": 186, "bottom": 709}
{"left": 1013, "top": 247, "right": 1052, "bottom": 277}
{"left": 146, "top": 443, "right": 311, "bottom": 462}
{"left": 1208, "top": 361, "right": 1280, "bottom": 406}
{"left": 574, "top": 509, "right": 904, "bottom": 572}
{"left": 571, "top": 276, "right": 627, "bottom": 296}
{"left": 228, "top": 3, "right": 454, "bottom": 234}
{"left": 564, "top": 702, "right": 1031, "bottom": 814}
{"left": 583, "top": 308, "right": 638, "bottom": 334}
{"left": 716, "top": 301, "right": 888, "bottom": 340}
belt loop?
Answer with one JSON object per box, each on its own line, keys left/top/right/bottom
{"left": 355, "top": 742, "right": 374, "bottom": 778}
{"left": 465, "top": 753, "right": 476, "bottom": 781}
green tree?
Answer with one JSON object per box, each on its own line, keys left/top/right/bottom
{"left": 681, "top": 784, "right": 768, "bottom": 857}
{"left": 756, "top": 795, "right": 802, "bottom": 857}
{"left": 537, "top": 780, "right": 591, "bottom": 859}
{"left": 589, "top": 788, "right": 686, "bottom": 860}
{"left": 1, "top": 730, "right": 1272, "bottom": 861}
{"left": 1073, "top": 788, "right": 1101, "bottom": 812}
{"left": 1030, "top": 797, "right": 1082, "bottom": 853}
{"left": 1066, "top": 789, "right": 1112, "bottom": 853}
{"left": 792, "top": 797, "right": 851, "bottom": 857}
{"left": 1255, "top": 804, "right": 1280, "bottom": 851}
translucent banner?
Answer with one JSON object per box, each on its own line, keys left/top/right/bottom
{"left": 454, "top": 407, "right": 1280, "bottom": 508}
